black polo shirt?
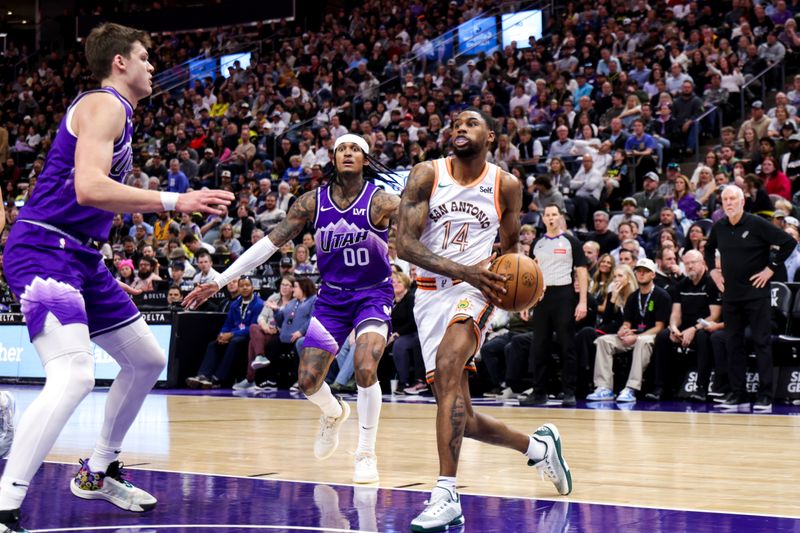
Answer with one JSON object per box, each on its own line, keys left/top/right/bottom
{"left": 670, "top": 273, "right": 721, "bottom": 329}
{"left": 705, "top": 212, "right": 795, "bottom": 302}
{"left": 622, "top": 286, "right": 671, "bottom": 333}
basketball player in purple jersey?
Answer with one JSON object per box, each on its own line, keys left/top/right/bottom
{"left": 0, "top": 24, "right": 233, "bottom": 532}
{"left": 397, "top": 109, "right": 571, "bottom": 532}
{"left": 184, "top": 133, "right": 400, "bottom": 483}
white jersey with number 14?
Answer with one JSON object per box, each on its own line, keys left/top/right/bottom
{"left": 417, "top": 157, "right": 501, "bottom": 280}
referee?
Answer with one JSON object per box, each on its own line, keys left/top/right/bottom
{"left": 522, "top": 203, "right": 588, "bottom": 407}
{"left": 705, "top": 185, "right": 795, "bottom": 412}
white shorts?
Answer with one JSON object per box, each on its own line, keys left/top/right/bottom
{"left": 414, "top": 278, "right": 494, "bottom": 382}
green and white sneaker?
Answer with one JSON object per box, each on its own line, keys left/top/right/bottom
{"left": 410, "top": 486, "right": 465, "bottom": 532}
{"left": 529, "top": 423, "right": 572, "bottom": 496}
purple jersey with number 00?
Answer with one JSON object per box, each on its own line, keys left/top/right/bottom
{"left": 313, "top": 182, "right": 391, "bottom": 289}
{"left": 19, "top": 86, "right": 134, "bottom": 241}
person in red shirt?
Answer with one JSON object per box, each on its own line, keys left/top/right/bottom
{"left": 759, "top": 155, "right": 791, "bottom": 199}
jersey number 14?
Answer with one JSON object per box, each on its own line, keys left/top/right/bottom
{"left": 441, "top": 221, "right": 470, "bottom": 252}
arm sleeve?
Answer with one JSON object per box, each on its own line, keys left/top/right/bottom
{"left": 215, "top": 235, "right": 279, "bottom": 288}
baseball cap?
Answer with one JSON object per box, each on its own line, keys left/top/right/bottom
{"left": 622, "top": 197, "right": 637, "bottom": 207}
{"left": 643, "top": 171, "right": 660, "bottom": 182}
{"left": 204, "top": 148, "right": 214, "bottom": 155}
{"left": 623, "top": 17, "right": 632, "bottom": 25}
{"left": 405, "top": 81, "right": 416, "bottom": 88}
{"left": 279, "top": 257, "right": 294, "bottom": 268}
{"left": 634, "top": 258, "right": 657, "bottom": 273}
{"left": 241, "top": 102, "right": 250, "bottom": 108}
{"left": 667, "top": 161, "right": 680, "bottom": 170}
{"left": 785, "top": 216, "right": 800, "bottom": 229}
{"left": 467, "top": 60, "right": 475, "bottom": 66}
{"left": 170, "top": 260, "right": 185, "bottom": 271}
{"left": 221, "top": 170, "right": 232, "bottom": 178}
{"left": 789, "top": 133, "right": 800, "bottom": 142}
{"left": 774, "top": 209, "right": 788, "bottom": 219}
{"left": 752, "top": 100, "right": 764, "bottom": 109}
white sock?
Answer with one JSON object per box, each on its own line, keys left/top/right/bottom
{"left": 356, "top": 383, "right": 382, "bottom": 455}
{"left": 526, "top": 436, "right": 547, "bottom": 463}
{"left": 88, "top": 442, "right": 121, "bottom": 473}
{"left": 435, "top": 476, "right": 457, "bottom": 495}
{"left": 306, "top": 382, "right": 343, "bottom": 418}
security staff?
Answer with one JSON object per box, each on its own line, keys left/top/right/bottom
{"left": 705, "top": 185, "right": 795, "bottom": 412}
{"left": 522, "top": 203, "right": 588, "bottom": 407}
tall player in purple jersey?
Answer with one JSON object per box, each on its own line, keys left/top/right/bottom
{"left": 185, "top": 134, "right": 400, "bottom": 483}
{"left": 0, "top": 24, "right": 232, "bottom": 532}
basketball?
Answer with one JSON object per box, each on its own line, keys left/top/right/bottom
{"left": 490, "top": 253, "right": 544, "bottom": 312}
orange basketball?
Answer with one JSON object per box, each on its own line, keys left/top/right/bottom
{"left": 490, "top": 253, "right": 545, "bottom": 312}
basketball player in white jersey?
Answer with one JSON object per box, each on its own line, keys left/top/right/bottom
{"left": 397, "top": 109, "right": 572, "bottom": 532}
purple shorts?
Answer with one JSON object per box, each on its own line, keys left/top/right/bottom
{"left": 4, "top": 221, "right": 140, "bottom": 341}
{"left": 303, "top": 281, "right": 393, "bottom": 355}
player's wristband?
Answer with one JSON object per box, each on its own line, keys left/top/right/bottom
{"left": 160, "top": 191, "right": 179, "bottom": 212}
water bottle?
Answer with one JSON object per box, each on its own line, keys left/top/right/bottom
{"left": 643, "top": 207, "right": 650, "bottom": 219}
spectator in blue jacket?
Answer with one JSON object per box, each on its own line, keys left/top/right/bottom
{"left": 167, "top": 158, "right": 189, "bottom": 193}
{"left": 186, "top": 277, "right": 264, "bottom": 389}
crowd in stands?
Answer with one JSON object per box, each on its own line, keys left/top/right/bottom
{"left": 0, "top": 0, "right": 798, "bottom": 403}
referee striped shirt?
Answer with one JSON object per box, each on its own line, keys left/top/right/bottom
{"left": 532, "top": 232, "right": 588, "bottom": 287}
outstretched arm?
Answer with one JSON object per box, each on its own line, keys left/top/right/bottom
{"left": 396, "top": 161, "right": 507, "bottom": 305}
{"left": 73, "top": 92, "right": 232, "bottom": 215}
{"left": 183, "top": 191, "right": 316, "bottom": 309}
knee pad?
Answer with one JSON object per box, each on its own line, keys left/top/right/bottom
{"left": 356, "top": 320, "right": 389, "bottom": 343}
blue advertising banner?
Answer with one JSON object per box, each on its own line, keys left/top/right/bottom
{"left": 0, "top": 324, "right": 171, "bottom": 382}
{"left": 457, "top": 17, "right": 499, "bottom": 56}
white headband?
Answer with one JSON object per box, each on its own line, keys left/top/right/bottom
{"left": 334, "top": 134, "right": 370, "bottom": 154}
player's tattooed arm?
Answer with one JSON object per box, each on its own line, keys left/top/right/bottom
{"left": 268, "top": 190, "right": 317, "bottom": 246}
{"left": 397, "top": 162, "right": 507, "bottom": 304}
{"left": 498, "top": 170, "right": 522, "bottom": 255}
{"left": 370, "top": 190, "right": 401, "bottom": 229}
{"left": 396, "top": 162, "right": 469, "bottom": 280}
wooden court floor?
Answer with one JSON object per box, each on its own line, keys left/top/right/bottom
{"left": 36, "top": 390, "right": 800, "bottom": 519}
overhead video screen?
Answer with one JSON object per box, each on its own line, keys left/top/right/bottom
{"left": 502, "top": 11, "right": 544, "bottom": 49}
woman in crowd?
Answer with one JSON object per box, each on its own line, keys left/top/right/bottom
{"left": 292, "top": 244, "right": 316, "bottom": 275}
{"left": 679, "top": 223, "right": 707, "bottom": 256}
{"left": 577, "top": 264, "right": 638, "bottom": 395}
{"left": 549, "top": 156, "right": 572, "bottom": 193}
{"left": 743, "top": 172, "right": 775, "bottom": 214}
{"left": 115, "top": 258, "right": 136, "bottom": 287}
{"left": 267, "top": 277, "right": 318, "bottom": 389}
{"left": 667, "top": 174, "right": 701, "bottom": 222}
{"left": 213, "top": 223, "right": 244, "bottom": 259}
{"left": 236, "top": 275, "right": 296, "bottom": 391}
{"left": 591, "top": 254, "right": 615, "bottom": 312}
{"left": 759, "top": 155, "right": 791, "bottom": 200}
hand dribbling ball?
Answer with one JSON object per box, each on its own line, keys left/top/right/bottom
{"left": 490, "top": 253, "right": 545, "bottom": 312}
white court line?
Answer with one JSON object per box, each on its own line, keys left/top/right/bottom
{"left": 40, "top": 460, "right": 800, "bottom": 521}
{"left": 31, "top": 525, "right": 375, "bottom": 533}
